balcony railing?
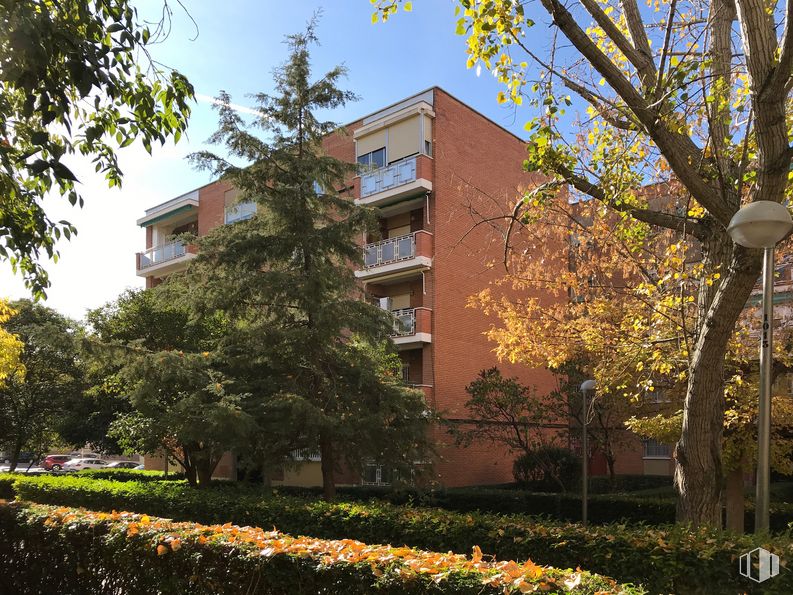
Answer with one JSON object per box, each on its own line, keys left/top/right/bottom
{"left": 360, "top": 155, "right": 417, "bottom": 198}
{"left": 138, "top": 240, "right": 187, "bottom": 269}
{"left": 364, "top": 232, "right": 415, "bottom": 268}
{"left": 290, "top": 449, "right": 321, "bottom": 462}
{"left": 391, "top": 308, "right": 416, "bottom": 337}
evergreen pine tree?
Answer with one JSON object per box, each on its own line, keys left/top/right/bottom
{"left": 180, "top": 22, "right": 431, "bottom": 499}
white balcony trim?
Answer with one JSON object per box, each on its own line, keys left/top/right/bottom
{"left": 356, "top": 179, "right": 432, "bottom": 208}
{"left": 137, "top": 190, "right": 199, "bottom": 226}
{"left": 136, "top": 253, "right": 195, "bottom": 277}
{"left": 355, "top": 256, "right": 431, "bottom": 282}
{"left": 393, "top": 333, "right": 432, "bottom": 349}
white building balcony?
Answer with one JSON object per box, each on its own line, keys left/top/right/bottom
{"left": 136, "top": 190, "right": 199, "bottom": 227}
{"left": 135, "top": 240, "right": 196, "bottom": 277}
{"left": 389, "top": 307, "right": 432, "bottom": 350}
{"left": 355, "top": 230, "right": 433, "bottom": 283}
{"left": 355, "top": 155, "right": 432, "bottom": 208}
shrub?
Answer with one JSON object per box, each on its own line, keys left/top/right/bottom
{"left": 9, "top": 475, "right": 793, "bottom": 593}
{"left": 462, "top": 475, "right": 674, "bottom": 494}
{"left": 275, "top": 484, "right": 788, "bottom": 532}
{"left": 0, "top": 474, "right": 22, "bottom": 499}
{"left": 0, "top": 502, "right": 635, "bottom": 595}
{"left": 78, "top": 468, "right": 185, "bottom": 482}
{"left": 513, "top": 446, "right": 580, "bottom": 492}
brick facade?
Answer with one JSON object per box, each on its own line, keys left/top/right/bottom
{"left": 136, "top": 87, "right": 657, "bottom": 486}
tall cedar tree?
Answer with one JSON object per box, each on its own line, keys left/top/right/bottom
{"left": 182, "top": 24, "right": 431, "bottom": 499}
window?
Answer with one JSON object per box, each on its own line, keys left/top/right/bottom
{"left": 643, "top": 439, "right": 671, "bottom": 459}
{"left": 357, "top": 147, "right": 386, "bottom": 170}
{"left": 225, "top": 201, "right": 257, "bottom": 224}
{"left": 401, "top": 363, "right": 410, "bottom": 384}
{"left": 361, "top": 463, "right": 392, "bottom": 486}
{"left": 424, "top": 140, "right": 432, "bottom": 156}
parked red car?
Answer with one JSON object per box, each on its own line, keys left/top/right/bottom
{"left": 42, "top": 454, "right": 71, "bottom": 471}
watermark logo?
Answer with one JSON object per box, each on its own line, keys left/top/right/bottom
{"left": 739, "top": 547, "right": 779, "bottom": 583}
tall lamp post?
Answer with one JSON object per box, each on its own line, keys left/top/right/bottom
{"left": 727, "top": 201, "right": 793, "bottom": 533}
{"left": 580, "top": 379, "right": 596, "bottom": 526}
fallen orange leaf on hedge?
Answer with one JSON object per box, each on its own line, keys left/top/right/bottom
{"left": 13, "top": 503, "right": 632, "bottom": 594}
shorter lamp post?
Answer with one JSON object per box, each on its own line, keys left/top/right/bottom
{"left": 580, "top": 379, "right": 596, "bottom": 526}
{"left": 727, "top": 201, "right": 793, "bottom": 533}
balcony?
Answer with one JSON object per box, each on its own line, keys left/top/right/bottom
{"left": 355, "top": 155, "right": 432, "bottom": 208}
{"left": 136, "top": 190, "right": 199, "bottom": 227}
{"left": 135, "top": 240, "right": 196, "bottom": 277}
{"left": 389, "top": 307, "right": 432, "bottom": 349}
{"left": 355, "top": 230, "right": 432, "bottom": 282}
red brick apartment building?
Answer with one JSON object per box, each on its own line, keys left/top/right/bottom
{"left": 136, "top": 88, "right": 671, "bottom": 486}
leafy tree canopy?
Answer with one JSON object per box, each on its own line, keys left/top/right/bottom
{"left": 0, "top": 299, "right": 83, "bottom": 470}
{"left": 374, "top": 0, "right": 793, "bottom": 526}
{"left": 1, "top": 0, "right": 193, "bottom": 296}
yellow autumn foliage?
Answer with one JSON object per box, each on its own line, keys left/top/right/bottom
{"left": 0, "top": 300, "right": 24, "bottom": 387}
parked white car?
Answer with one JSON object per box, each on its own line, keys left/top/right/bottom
{"left": 63, "top": 458, "right": 109, "bottom": 471}
{"left": 105, "top": 461, "right": 140, "bottom": 469}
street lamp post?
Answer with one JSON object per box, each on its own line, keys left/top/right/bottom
{"left": 727, "top": 201, "right": 793, "bottom": 533}
{"left": 580, "top": 379, "right": 596, "bottom": 526}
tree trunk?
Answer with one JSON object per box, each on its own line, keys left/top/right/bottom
{"left": 181, "top": 448, "right": 197, "bottom": 487}
{"left": 8, "top": 441, "right": 22, "bottom": 473}
{"left": 725, "top": 462, "right": 746, "bottom": 533}
{"left": 260, "top": 464, "right": 273, "bottom": 492}
{"left": 675, "top": 241, "right": 760, "bottom": 526}
{"left": 196, "top": 461, "right": 214, "bottom": 487}
{"left": 319, "top": 435, "right": 336, "bottom": 501}
{"left": 606, "top": 452, "right": 617, "bottom": 488}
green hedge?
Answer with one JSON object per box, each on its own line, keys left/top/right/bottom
{"left": 78, "top": 468, "right": 185, "bottom": 482}
{"left": 274, "top": 484, "right": 793, "bottom": 532}
{"left": 9, "top": 475, "right": 793, "bottom": 594}
{"left": 0, "top": 502, "right": 635, "bottom": 595}
{"left": 507, "top": 475, "right": 674, "bottom": 494}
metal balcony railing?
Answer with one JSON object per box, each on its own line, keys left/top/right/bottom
{"left": 290, "top": 449, "right": 321, "bottom": 462}
{"left": 364, "top": 232, "right": 415, "bottom": 268}
{"left": 360, "top": 155, "right": 417, "bottom": 198}
{"left": 390, "top": 308, "right": 416, "bottom": 337}
{"left": 138, "top": 240, "right": 187, "bottom": 269}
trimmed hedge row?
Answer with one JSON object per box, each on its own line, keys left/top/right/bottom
{"left": 6, "top": 472, "right": 790, "bottom": 531}
{"left": 8, "top": 475, "right": 793, "bottom": 594}
{"left": 274, "top": 484, "right": 793, "bottom": 533}
{"left": 277, "top": 485, "right": 676, "bottom": 522}
{"left": 0, "top": 502, "right": 635, "bottom": 595}
{"left": 78, "top": 468, "right": 185, "bottom": 482}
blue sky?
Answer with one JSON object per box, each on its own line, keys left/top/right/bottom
{"left": 0, "top": 1, "right": 543, "bottom": 320}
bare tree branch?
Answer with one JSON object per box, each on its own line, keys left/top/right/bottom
{"left": 557, "top": 165, "right": 707, "bottom": 238}
{"left": 655, "top": 0, "right": 679, "bottom": 101}
{"left": 579, "top": 0, "right": 657, "bottom": 85}
{"left": 538, "top": 0, "right": 732, "bottom": 225}
{"left": 621, "top": 0, "right": 657, "bottom": 80}
{"left": 766, "top": 0, "right": 793, "bottom": 95}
